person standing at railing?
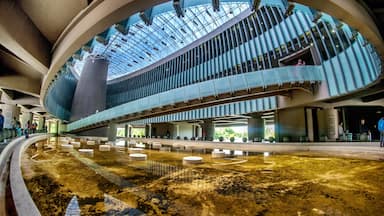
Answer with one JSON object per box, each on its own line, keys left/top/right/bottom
{"left": 0, "top": 109, "right": 4, "bottom": 143}
{"left": 378, "top": 117, "right": 384, "bottom": 148}
{"left": 24, "top": 120, "right": 31, "bottom": 139}
{"left": 338, "top": 122, "right": 345, "bottom": 141}
{"left": 296, "top": 59, "right": 303, "bottom": 66}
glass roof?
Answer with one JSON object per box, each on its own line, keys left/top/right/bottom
{"left": 73, "top": 2, "right": 250, "bottom": 80}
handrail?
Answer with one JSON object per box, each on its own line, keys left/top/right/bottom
{"left": 10, "top": 134, "right": 50, "bottom": 216}
{"left": 68, "top": 65, "right": 323, "bottom": 131}
{"left": 0, "top": 136, "right": 28, "bottom": 216}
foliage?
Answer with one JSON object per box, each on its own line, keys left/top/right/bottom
{"left": 132, "top": 128, "right": 145, "bottom": 137}
{"left": 116, "top": 128, "right": 125, "bottom": 137}
{"left": 242, "top": 137, "right": 247, "bottom": 143}
{"left": 214, "top": 127, "right": 247, "bottom": 142}
{"left": 230, "top": 137, "right": 235, "bottom": 142}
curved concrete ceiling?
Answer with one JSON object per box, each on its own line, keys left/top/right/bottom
{"left": 41, "top": 0, "right": 384, "bottom": 107}
{"left": 17, "top": 0, "right": 88, "bottom": 43}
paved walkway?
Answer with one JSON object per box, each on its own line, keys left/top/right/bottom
{"left": 128, "top": 138, "right": 384, "bottom": 161}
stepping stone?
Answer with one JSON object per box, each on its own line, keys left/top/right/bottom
{"left": 79, "top": 149, "right": 94, "bottom": 156}
{"left": 60, "top": 144, "right": 73, "bottom": 152}
{"left": 152, "top": 142, "right": 161, "bottom": 149}
{"left": 128, "top": 148, "right": 143, "bottom": 153}
{"left": 86, "top": 140, "right": 96, "bottom": 145}
{"left": 129, "top": 153, "right": 147, "bottom": 161}
{"left": 183, "top": 156, "right": 203, "bottom": 165}
{"left": 212, "top": 151, "right": 225, "bottom": 158}
{"left": 71, "top": 142, "right": 81, "bottom": 148}
{"left": 99, "top": 145, "right": 111, "bottom": 152}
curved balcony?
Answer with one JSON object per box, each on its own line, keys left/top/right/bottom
{"left": 68, "top": 65, "right": 323, "bottom": 131}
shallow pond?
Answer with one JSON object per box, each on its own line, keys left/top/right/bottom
{"left": 22, "top": 137, "right": 384, "bottom": 215}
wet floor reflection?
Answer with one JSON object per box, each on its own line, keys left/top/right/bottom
{"left": 22, "top": 137, "right": 384, "bottom": 216}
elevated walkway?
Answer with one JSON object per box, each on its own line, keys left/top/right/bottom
{"left": 69, "top": 65, "right": 323, "bottom": 132}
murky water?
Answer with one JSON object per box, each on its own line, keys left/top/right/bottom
{"left": 22, "top": 137, "right": 384, "bottom": 215}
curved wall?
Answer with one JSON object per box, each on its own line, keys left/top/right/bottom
{"left": 44, "top": 69, "right": 77, "bottom": 120}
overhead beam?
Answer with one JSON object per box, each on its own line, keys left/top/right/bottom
{"left": 173, "top": 0, "right": 185, "bottom": 17}
{"left": 0, "top": 91, "right": 40, "bottom": 106}
{"left": 139, "top": 8, "right": 153, "bottom": 25}
{"left": 0, "top": 48, "right": 42, "bottom": 80}
{"left": 291, "top": 0, "right": 384, "bottom": 57}
{"left": 0, "top": 0, "right": 51, "bottom": 75}
{"left": 0, "top": 74, "right": 40, "bottom": 97}
{"left": 212, "top": 0, "right": 220, "bottom": 12}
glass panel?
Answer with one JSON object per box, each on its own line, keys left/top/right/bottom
{"left": 73, "top": 2, "right": 250, "bottom": 80}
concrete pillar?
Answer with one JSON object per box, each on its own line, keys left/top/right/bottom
{"left": 145, "top": 124, "right": 151, "bottom": 138}
{"left": 71, "top": 55, "right": 108, "bottom": 121}
{"left": 47, "top": 121, "right": 51, "bottom": 133}
{"left": 128, "top": 125, "right": 132, "bottom": 137}
{"left": 248, "top": 115, "right": 264, "bottom": 142}
{"left": 37, "top": 116, "right": 45, "bottom": 131}
{"left": 0, "top": 104, "right": 20, "bottom": 128}
{"left": 20, "top": 112, "right": 32, "bottom": 129}
{"left": 176, "top": 124, "right": 180, "bottom": 137}
{"left": 201, "top": 119, "right": 214, "bottom": 141}
{"left": 325, "top": 108, "right": 338, "bottom": 141}
{"left": 124, "top": 124, "right": 128, "bottom": 138}
{"left": 58, "top": 120, "right": 68, "bottom": 134}
{"left": 107, "top": 123, "right": 117, "bottom": 141}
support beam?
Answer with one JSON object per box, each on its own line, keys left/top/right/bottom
{"left": 251, "top": 0, "right": 261, "bottom": 11}
{"left": 173, "top": 0, "right": 185, "bottom": 17}
{"left": 0, "top": 49, "right": 42, "bottom": 80}
{"left": 0, "top": 75, "right": 40, "bottom": 97}
{"left": 0, "top": 93, "right": 40, "bottom": 107}
{"left": 139, "top": 8, "right": 153, "bottom": 25}
{"left": 212, "top": 0, "right": 220, "bottom": 12}
{"left": 0, "top": 0, "right": 50, "bottom": 74}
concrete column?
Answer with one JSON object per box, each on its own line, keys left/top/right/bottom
{"left": 47, "top": 121, "right": 51, "bottom": 133}
{"left": 20, "top": 112, "right": 32, "bottom": 129}
{"left": 145, "top": 124, "right": 151, "bottom": 138}
{"left": 37, "top": 116, "right": 45, "bottom": 131}
{"left": 201, "top": 119, "right": 214, "bottom": 141}
{"left": 0, "top": 104, "right": 20, "bottom": 128}
{"left": 325, "top": 108, "right": 338, "bottom": 141}
{"left": 176, "top": 124, "right": 180, "bottom": 137}
{"left": 248, "top": 115, "right": 264, "bottom": 142}
{"left": 306, "top": 108, "right": 314, "bottom": 142}
{"left": 71, "top": 55, "right": 109, "bottom": 121}
{"left": 107, "top": 123, "right": 117, "bottom": 141}
{"left": 124, "top": 124, "right": 128, "bottom": 138}
{"left": 128, "top": 125, "right": 132, "bottom": 137}
{"left": 53, "top": 120, "right": 59, "bottom": 135}
{"left": 58, "top": 120, "right": 67, "bottom": 134}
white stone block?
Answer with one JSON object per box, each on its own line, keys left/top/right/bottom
{"left": 86, "top": 140, "right": 96, "bottom": 145}
{"left": 183, "top": 156, "right": 203, "bottom": 165}
{"left": 99, "top": 145, "right": 111, "bottom": 152}
{"left": 79, "top": 149, "right": 94, "bottom": 156}
{"left": 152, "top": 142, "right": 162, "bottom": 149}
{"left": 129, "top": 153, "right": 147, "bottom": 161}
{"left": 71, "top": 142, "right": 81, "bottom": 148}
{"left": 211, "top": 151, "right": 225, "bottom": 158}
{"left": 135, "top": 143, "right": 145, "bottom": 148}
{"left": 61, "top": 144, "right": 73, "bottom": 152}
{"left": 128, "top": 148, "right": 143, "bottom": 153}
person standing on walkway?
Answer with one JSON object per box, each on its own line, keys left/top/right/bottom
{"left": 378, "top": 117, "right": 384, "bottom": 148}
{"left": 338, "top": 122, "right": 344, "bottom": 141}
{"left": 0, "top": 109, "right": 4, "bottom": 143}
{"left": 25, "top": 120, "right": 31, "bottom": 139}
